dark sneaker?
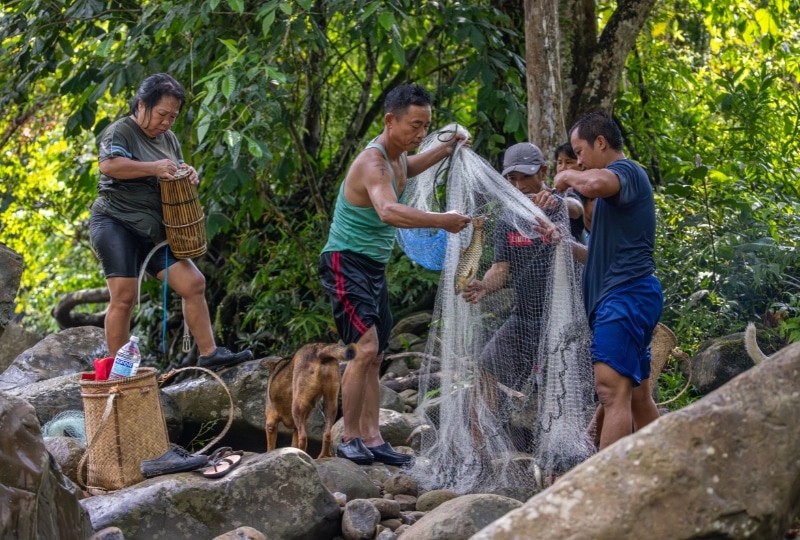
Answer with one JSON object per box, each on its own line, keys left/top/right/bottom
{"left": 140, "top": 444, "right": 208, "bottom": 479}
{"left": 198, "top": 347, "right": 253, "bottom": 370}
{"left": 367, "top": 442, "right": 413, "bottom": 466}
{"left": 337, "top": 438, "right": 374, "bottom": 465}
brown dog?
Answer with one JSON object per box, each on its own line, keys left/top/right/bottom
{"left": 265, "top": 342, "right": 355, "bottom": 458}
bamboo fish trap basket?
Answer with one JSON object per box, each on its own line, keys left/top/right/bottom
{"left": 159, "top": 168, "right": 207, "bottom": 259}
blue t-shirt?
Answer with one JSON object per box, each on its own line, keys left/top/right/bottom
{"left": 582, "top": 159, "right": 656, "bottom": 320}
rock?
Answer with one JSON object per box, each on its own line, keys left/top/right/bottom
{"left": 161, "top": 358, "right": 267, "bottom": 433}
{"left": 367, "top": 498, "right": 401, "bottom": 520}
{"left": 88, "top": 527, "right": 125, "bottom": 540}
{"left": 0, "top": 322, "right": 42, "bottom": 375}
{"left": 400, "top": 494, "right": 521, "bottom": 539}
{"left": 472, "top": 341, "right": 800, "bottom": 540}
{"left": 44, "top": 436, "right": 86, "bottom": 486}
{"left": 5, "top": 372, "right": 85, "bottom": 425}
{"left": 376, "top": 529, "right": 398, "bottom": 540}
{"left": 315, "top": 457, "right": 381, "bottom": 501}
{"left": 0, "top": 326, "right": 107, "bottom": 392}
{"left": 341, "top": 499, "right": 380, "bottom": 540}
{"left": 0, "top": 242, "right": 23, "bottom": 341}
{"left": 416, "top": 489, "right": 458, "bottom": 512}
{"left": 390, "top": 312, "right": 432, "bottom": 340}
{"left": 0, "top": 393, "right": 93, "bottom": 539}
{"left": 212, "top": 526, "right": 267, "bottom": 540}
{"left": 393, "top": 494, "right": 417, "bottom": 512}
{"left": 688, "top": 331, "right": 754, "bottom": 394}
{"left": 383, "top": 473, "right": 419, "bottom": 497}
{"left": 81, "top": 448, "right": 340, "bottom": 540}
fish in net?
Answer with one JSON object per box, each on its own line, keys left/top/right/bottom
{"left": 406, "top": 124, "right": 596, "bottom": 498}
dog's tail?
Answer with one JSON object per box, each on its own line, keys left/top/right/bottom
{"left": 744, "top": 323, "right": 771, "bottom": 364}
{"left": 319, "top": 343, "right": 357, "bottom": 362}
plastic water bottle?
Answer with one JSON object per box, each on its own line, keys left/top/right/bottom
{"left": 109, "top": 336, "right": 142, "bottom": 380}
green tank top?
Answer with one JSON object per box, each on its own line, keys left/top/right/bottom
{"left": 322, "top": 142, "right": 407, "bottom": 263}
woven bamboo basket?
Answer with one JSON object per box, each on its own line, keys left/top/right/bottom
{"left": 79, "top": 367, "right": 170, "bottom": 493}
{"left": 159, "top": 168, "right": 207, "bottom": 259}
{"left": 650, "top": 322, "right": 678, "bottom": 402}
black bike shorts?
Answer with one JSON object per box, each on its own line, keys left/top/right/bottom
{"left": 90, "top": 211, "right": 178, "bottom": 278}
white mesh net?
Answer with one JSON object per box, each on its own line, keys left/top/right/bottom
{"left": 403, "top": 125, "right": 596, "bottom": 498}
{"left": 41, "top": 410, "right": 87, "bottom": 444}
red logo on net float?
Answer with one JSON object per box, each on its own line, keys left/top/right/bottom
{"left": 507, "top": 232, "right": 535, "bottom": 246}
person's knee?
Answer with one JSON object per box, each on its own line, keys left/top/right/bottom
{"left": 181, "top": 272, "right": 207, "bottom": 298}
{"left": 108, "top": 288, "right": 136, "bottom": 311}
{"left": 594, "top": 364, "right": 630, "bottom": 408}
{"left": 351, "top": 332, "right": 379, "bottom": 365}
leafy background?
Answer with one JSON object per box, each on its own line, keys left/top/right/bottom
{"left": 1, "top": 0, "right": 798, "bottom": 395}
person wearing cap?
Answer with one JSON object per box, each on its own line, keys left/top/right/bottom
{"left": 554, "top": 111, "right": 662, "bottom": 450}
{"left": 463, "top": 141, "right": 568, "bottom": 447}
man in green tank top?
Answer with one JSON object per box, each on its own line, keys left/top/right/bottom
{"left": 319, "top": 84, "right": 470, "bottom": 465}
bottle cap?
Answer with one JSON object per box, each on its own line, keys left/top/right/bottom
{"left": 130, "top": 336, "right": 140, "bottom": 343}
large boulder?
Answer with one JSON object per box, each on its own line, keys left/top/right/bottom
{"left": 0, "top": 393, "right": 93, "bottom": 540}
{"left": 0, "top": 326, "right": 107, "bottom": 392}
{"left": 400, "top": 494, "right": 521, "bottom": 539}
{"left": 0, "top": 323, "right": 42, "bottom": 376}
{"left": 472, "top": 341, "right": 800, "bottom": 540}
{"left": 0, "top": 242, "right": 23, "bottom": 341}
{"left": 81, "top": 448, "right": 341, "bottom": 540}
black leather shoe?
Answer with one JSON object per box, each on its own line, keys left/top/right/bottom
{"left": 140, "top": 444, "right": 208, "bottom": 478}
{"left": 367, "top": 442, "right": 413, "bottom": 466}
{"left": 337, "top": 438, "right": 374, "bottom": 465}
{"left": 198, "top": 347, "right": 253, "bottom": 370}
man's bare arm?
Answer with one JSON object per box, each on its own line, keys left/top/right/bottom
{"left": 359, "top": 159, "right": 469, "bottom": 232}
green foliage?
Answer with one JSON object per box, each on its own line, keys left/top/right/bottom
{"left": 2, "top": 0, "right": 800, "bottom": 363}
{"left": 0, "top": 0, "right": 527, "bottom": 351}
{"left": 657, "top": 358, "right": 700, "bottom": 411}
{"left": 616, "top": 0, "right": 800, "bottom": 349}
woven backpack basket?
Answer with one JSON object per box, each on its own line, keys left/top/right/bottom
{"left": 78, "top": 367, "right": 169, "bottom": 493}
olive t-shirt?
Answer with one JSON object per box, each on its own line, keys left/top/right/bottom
{"left": 91, "top": 116, "right": 184, "bottom": 242}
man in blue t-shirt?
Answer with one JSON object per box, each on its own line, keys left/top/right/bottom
{"left": 554, "top": 111, "right": 663, "bottom": 450}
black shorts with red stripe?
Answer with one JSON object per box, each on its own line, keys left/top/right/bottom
{"left": 319, "top": 250, "right": 393, "bottom": 353}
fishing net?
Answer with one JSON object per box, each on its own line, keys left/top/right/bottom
{"left": 41, "top": 410, "right": 87, "bottom": 444}
{"left": 407, "top": 124, "right": 596, "bottom": 498}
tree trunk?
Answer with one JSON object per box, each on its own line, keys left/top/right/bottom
{"left": 51, "top": 287, "right": 109, "bottom": 329}
{"left": 524, "top": 0, "right": 567, "bottom": 156}
{"left": 525, "top": 0, "right": 657, "bottom": 151}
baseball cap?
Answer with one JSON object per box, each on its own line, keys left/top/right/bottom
{"left": 502, "top": 142, "right": 546, "bottom": 177}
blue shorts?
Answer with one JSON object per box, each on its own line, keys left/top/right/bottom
{"left": 590, "top": 275, "right": 663, "bottom": 386}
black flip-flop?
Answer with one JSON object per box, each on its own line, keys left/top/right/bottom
{"left": 197, "top": 448, "right": 243, "bottom": 479}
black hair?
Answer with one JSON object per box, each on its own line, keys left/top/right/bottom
{"left": 554, "top": 141, "right": 576, "bottom": 161}
{"left": 569, "top": 111, "right": 623, "bottom": 151}
{"left": 128, "top": 73, "right": 186, "bottom": 117}
{"left": 384, "top": 84, "right": 432, "bottom": 117}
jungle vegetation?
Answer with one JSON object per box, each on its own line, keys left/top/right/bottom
{"left": 1, "top": 0, "right": 798, "bottom": 392}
